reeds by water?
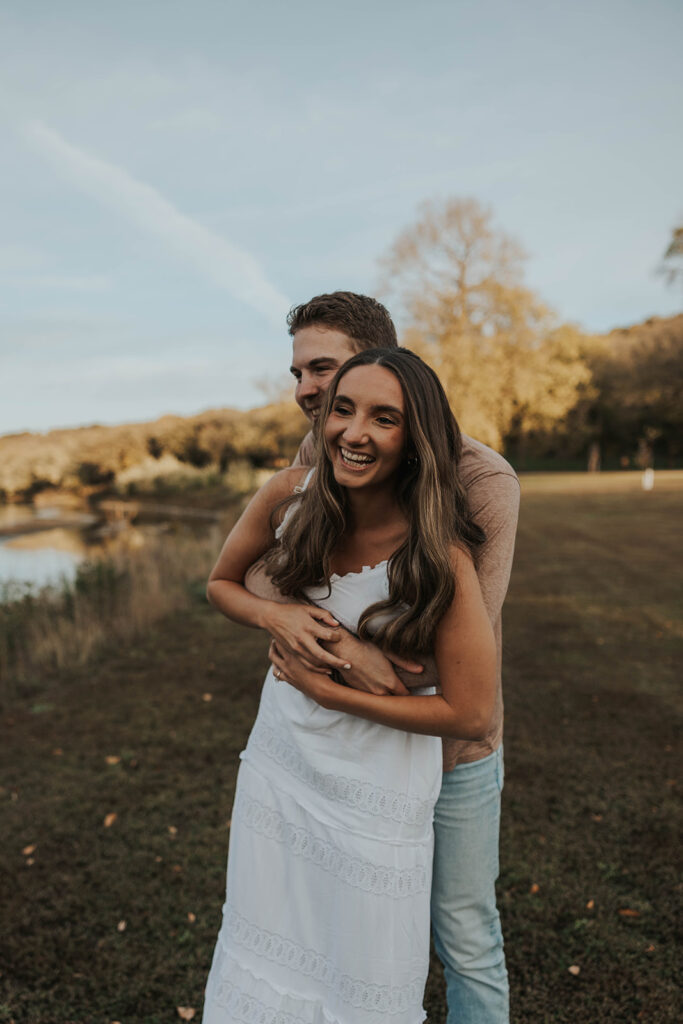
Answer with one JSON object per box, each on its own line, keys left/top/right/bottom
{"left": 0, "top": 525, "right": 224, "bottom": 704}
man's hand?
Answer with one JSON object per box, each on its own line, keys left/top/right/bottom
{"left": 318, "top": 630, "right": 422, "bottom": 696}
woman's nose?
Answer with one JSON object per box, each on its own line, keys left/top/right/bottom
{"left": 342, "top": 416, "right": 369, "bottom": 444}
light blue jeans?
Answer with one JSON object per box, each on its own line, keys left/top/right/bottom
{"left": 431, "top": 746, "right": 509, "bottom": 1024}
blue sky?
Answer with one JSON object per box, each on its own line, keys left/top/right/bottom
{"left": 1, "top": 0, "right": 681, "bottom": 434}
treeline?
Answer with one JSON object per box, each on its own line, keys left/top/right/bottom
{"left": 0, "top": 402, "right": 308, "bottom": 501}
{"left": 2, "top": 197, "right": 681, "bottom": 500}
{"left": 380, "top": 198, "right": 682, "bottom": 469}
{"left": 507, "top": 313, "right": 683, "bottom": 468}
{"left": 1, "top": 308, "right": 680, "bottom": 505}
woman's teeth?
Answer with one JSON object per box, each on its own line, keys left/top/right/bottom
{"left": 340, "top": 446, "right": 375, "bottom": 467}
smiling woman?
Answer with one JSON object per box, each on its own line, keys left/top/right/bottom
{"left": 201, "top": 348, "right": 494, "bottom": 1023}
{"left": 326, "top": 363, "right": 406, "bottom": 486}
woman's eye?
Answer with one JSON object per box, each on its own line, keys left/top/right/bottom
{"left": 377, "top": 416, "right": 396, "bottom": 426}
{"left": 333, "top": 404, "right": 351, "bottom": 415}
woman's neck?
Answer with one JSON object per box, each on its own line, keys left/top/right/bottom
{"left": 344, "top": 484, "right": 406, "bottom": 534}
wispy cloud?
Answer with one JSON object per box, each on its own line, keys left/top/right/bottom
{"left": 22, "top": 120, "right": 290, "bottom": 325}
{"left": 6, "top": 273, "right": 112, "bottom": 292}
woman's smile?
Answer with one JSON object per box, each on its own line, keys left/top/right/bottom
{"left": 324, "top": 364, "right": 406, "bottom": 488}
{"left": 337, "top": 445, "right": 377, "bottom": 470}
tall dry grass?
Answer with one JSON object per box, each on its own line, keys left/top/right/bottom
{"left": 0, "top": 524, "right": 227, "bottom": 704}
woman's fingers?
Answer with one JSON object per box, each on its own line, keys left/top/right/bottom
{"left": 299, "top": 637, "right": 351, "bottom": 670}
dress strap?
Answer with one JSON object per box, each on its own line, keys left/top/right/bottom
{"left": 275, "top": 467, "right": 315, "bottom": 539}
{"left": 293, "top": 466, "right": 316, "bottom": 493}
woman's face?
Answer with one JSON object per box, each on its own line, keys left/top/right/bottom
{"left": 324, "top": 364, "right": 407, "bottom": 491}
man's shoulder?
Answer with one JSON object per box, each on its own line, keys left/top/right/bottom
{"left": 459, "top": 434, "right": 519, "bottom": 487}
{"left": 293, "top": 430, "right": 316, "bottom": 467}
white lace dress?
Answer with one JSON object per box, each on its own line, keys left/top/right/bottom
{"left": 202, "top": 494, "right": 442, "bottom": 1024}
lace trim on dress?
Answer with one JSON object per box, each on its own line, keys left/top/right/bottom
{"left": 235, "top": 791, "right": 428, "bottom": 898}
{"left": 249, "top": 720, "right": 432, "bottom": 827}
{"left": 329, "top": 559, "right": 388, "bottom": 583}
{"left": 211, "top": 975, "right": 309, "bottom": 1024}
{"left": 220, "top": 905, "right": 425, "bottom": 1016}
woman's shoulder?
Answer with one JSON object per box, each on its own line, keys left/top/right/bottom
{"left": 257, "top": 466, "right": 311, "bottom": 504}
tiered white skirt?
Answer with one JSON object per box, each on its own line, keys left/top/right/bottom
{"left": 202, "top": 670, "right": 442, "bottom": 1024}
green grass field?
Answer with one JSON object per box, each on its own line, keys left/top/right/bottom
{"left": 1, "top": 472, "right": 681, "bottom": 1023}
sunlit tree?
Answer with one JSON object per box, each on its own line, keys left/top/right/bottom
{"left": 379, "top": 197, "right": 591, "bottom": 451}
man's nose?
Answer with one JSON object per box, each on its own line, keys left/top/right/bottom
{"left": 297, "top": 373, "right": 319, "bottom": 399}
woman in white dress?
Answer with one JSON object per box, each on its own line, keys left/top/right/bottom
{"left": 202, "top": 348, "right": 497, "bottom": 1024}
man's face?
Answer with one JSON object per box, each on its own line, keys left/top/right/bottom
{"left": 290, "top": 325, "right": 357, "bottom": 425}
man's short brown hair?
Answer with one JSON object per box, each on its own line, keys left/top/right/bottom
{"left": 287, "top": 291, "right": 398, "bottom": 351}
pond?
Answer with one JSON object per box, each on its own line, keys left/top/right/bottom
{"left": 0, "top": 505, "right": 102, "bottom": 592}
{"left": 0, "top": 502, "right": 223, "bottom": 595}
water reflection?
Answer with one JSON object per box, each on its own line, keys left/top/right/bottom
{"left": 0, "top": 533, "right": 86, "bottom": 590}
{"left": 0, "top": 507, "right": 101, "bottom": 591}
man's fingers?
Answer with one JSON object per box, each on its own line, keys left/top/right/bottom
{"left": 314, "top": 611, "right": 339, "bottom": 628}
{"left": 311, "top": 623, "right": 342, "bottom": 644}
{"left": 386, "top": 653, "right": 424, "bottom": 674}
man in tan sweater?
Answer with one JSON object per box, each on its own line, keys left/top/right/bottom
{"left": 251, "top": 292, "right": 519, "bottom": 1024}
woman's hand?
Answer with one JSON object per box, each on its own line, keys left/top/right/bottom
{"left": 269, "top": 639, "right": 340, "bottom": 706}
{"left": 263, "top": 603, "right": 352, "bottom": 672}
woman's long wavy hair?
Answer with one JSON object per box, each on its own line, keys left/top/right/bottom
{"left": 265, "top": 348, "right": 485, "bottom": 657}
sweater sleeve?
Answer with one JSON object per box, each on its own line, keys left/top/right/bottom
{"left": 291, "top": 431, "right": 315, "bottom": 467}
{"left": 468, "top": 472, "right": 520, "bottom": 625}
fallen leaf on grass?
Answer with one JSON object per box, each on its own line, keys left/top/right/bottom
{"left": 187, "top": 912, "right": 196, "bottom": 923}
{"left": 529, "top": 883, "right": 540, "bottom": 895}
{"left": 155, "top": 856, "right": 163, "bottom": 863}
{"left": 202, "top": 692, "right": 213, "bottom": 702}
{"left": 586, "top": 899, "right": 595, "bottom": 910}
{"left": 104, "top": 813, "right": 117, "bottom": 828}
{"left": 568, "top": 965, "right": 580, "bottom": 976}
{"left": 105, "top": 755, "right": 121, "bottom": 765}
{"left": 168, "top": 825, "right": 178, "bottom": 836}
{"left": 53, "top": 748, "right": 63, "bottom": 756}
{"left": 619, "top": 908, "right": 640, "bottom": 917}
{"left": 177, "top": 1008, "right": 196, "bottom": 1021}
{"left": 590, "top": 813, "right": 603, "bottom": 822}
{"left": 172, "top": 864, "right": 182, "bottom": 873}
{"left": 225, "top": 818, "right": 232, "bottom": 829}
{"left": 26, "top": 858, "right": 35, "bottom": 866}
{"left": 645, "top": 944, "right": 655, "bottom": 952}
{"left": 22, "top": 844, "right": 36, "bottom": 856}
{"left": 117, "top": 920, "right": 127, "bottom": 932}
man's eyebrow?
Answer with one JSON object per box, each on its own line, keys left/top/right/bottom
{"left": 289, "top": 356, "right": 340, "bottom": 374}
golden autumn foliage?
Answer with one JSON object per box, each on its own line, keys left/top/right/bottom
{"left": 380, "top": 198, "right": 683, "bottom": 464}
{"left": 379, "top": 197, "right": 593, "bottom": 451}
{"left": 0, "top": 401, "right": 308, "bottom": 500}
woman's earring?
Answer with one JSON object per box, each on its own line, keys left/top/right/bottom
{"left": 407, "top": 453, "right": 418, "bottom": 466}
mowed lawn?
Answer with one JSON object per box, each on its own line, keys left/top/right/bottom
{"left": 1, "top": 472, "right": 681, "bottom": 1024}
